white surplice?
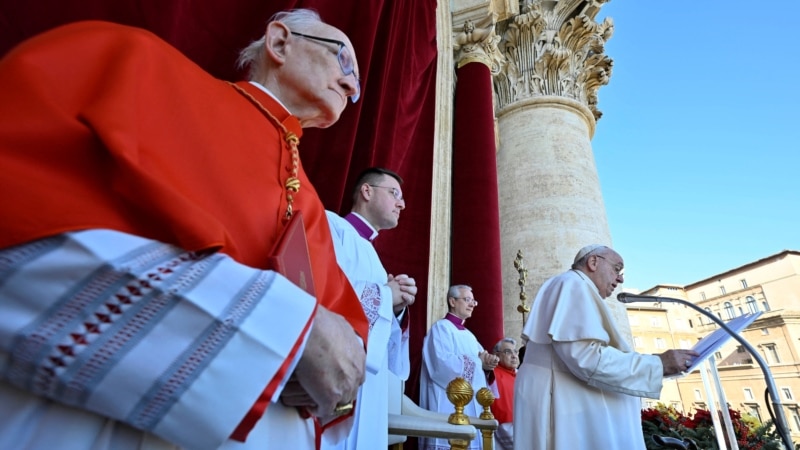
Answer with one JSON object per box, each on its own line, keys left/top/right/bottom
{"left": 323, "top": 211, "right": 409, "bottom": 450}
{"left": 513, "top": 269, "right": 663, "bottom": 450}
{"left": 420, "top": 315, "right": 488, "bottom": 450}
{"left": 0, "top": 229, "right": 318, "bottom": 450}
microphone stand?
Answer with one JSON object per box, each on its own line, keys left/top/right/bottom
{"left": 617, "top": 293, "right": 794, "bottom": 449}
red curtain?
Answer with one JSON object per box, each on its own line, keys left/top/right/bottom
{"left": 451, "top": 62, "right": 505, "bottom": 350}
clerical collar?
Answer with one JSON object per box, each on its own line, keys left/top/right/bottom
{"left": 344, "top": 212, "right": 378, "bottom": 242}
{"left": 248, "top": 81, "right": 290, "bottom": 112}
{"left": 445, "top": 312, "right": 466, "bottom": 330}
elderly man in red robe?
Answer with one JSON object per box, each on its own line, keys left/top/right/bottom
{"left": 491, "top": 337, "right": 518, "bottom": 450}
{"left": 0, "top": 8, "right": 367, "bottom": 450}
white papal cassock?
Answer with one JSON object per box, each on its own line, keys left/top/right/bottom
{"left": 513, "top": 269, "right": 663, "bottom": 450}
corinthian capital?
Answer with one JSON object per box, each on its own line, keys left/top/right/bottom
{"left": 493, "top": 0, "right": 614, "bottom": 119}
{"left": 452, "top": 15, "right": 505, "bottom": 73}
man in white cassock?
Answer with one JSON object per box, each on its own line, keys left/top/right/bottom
{"left": 324, "top": 167, "right": 417, "bottom": 449}
{"left": 420, "top": 285, "right": 499, "bottom": 450}
{"left": 513, "top": 245, "right": 699, "bottom": 450}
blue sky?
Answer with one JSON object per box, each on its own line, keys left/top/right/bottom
{"left": 591, "top": 1, "right": 800, "bottom": 291}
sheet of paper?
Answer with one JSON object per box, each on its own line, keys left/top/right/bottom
{"left": 668, "top": 311, "right": 762, "bottom": 378}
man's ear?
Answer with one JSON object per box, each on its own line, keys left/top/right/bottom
{"left": 586, "top": 255, "right": 599, "bottom": 272}
{"left": 359, "top": 183, "right": 372, "bottom": 201}
{"left": 264, "top": 21, "right": 291, "bottom": 66}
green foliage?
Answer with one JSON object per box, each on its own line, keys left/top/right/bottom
{"left": 641, "top": 404, "right": 788, "bottom": 450}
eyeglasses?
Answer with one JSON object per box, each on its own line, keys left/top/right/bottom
{"left": 290, "top": 32, "right": 360, "bottom": 103}
{"left": 452, "top": 297, "right": 478, "bottom": 306}
{"left": 368, "top": 185, "right": 404, "bottom": 201}
{"left": 498, "top": 349, "right": 518, "bottom": 356}
{"left": 594, "top": 254, "right": 624, "bottom": 275}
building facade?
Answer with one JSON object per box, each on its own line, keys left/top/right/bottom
{"left": 627, "top": 250, "right": 800, "bottom": 438}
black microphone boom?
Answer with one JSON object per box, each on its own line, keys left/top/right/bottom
{"left": 616, "top": 292, "right": 665, "bottom": 303}
{"left": 616, "top": 292, "right": 794, "bottom": 449}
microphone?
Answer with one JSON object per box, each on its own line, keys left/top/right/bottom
{"left": 616, "top": 292, "right": 663, "bottom": 303}
{"left": 615, "top": 292, "right": 793, "bottom": 448}
{"left": 617, "top": 292, "right": 673, "bottom": 303}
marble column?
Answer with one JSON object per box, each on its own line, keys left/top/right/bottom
{"left": 492, "top": 0, "right": 631, "bottom": 342}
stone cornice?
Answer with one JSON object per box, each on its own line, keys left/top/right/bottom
{"left": 493, "top": 0, "right": 614, "bottom": 120}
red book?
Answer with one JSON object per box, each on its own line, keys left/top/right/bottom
{"left": 266, "top": 211, "right": 316, "bottom": 296}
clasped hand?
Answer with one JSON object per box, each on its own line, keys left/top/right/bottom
{"left": 388, "top": 273, "right": 416, "bottom": 314}
{"left": 479, "top": 350, "right": 500, "bottom": 370}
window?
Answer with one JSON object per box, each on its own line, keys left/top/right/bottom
{"left": 746, "top": 296, "right": 758, "bottom": 313}
{"left": 764, "top": 344, "right": 780, "bottom": 364}
{"left": 737, "top": 345, "right": 745, "bottom": 353}
{"left": 654, "top": 338, "right": 666, "bottom": 349}
{"left": 744, "top": 388, "right": 754, "bottom": 400}
{"left": 714, "top": 351, "right": 722, "bottom": 360}
{"left": 761, "top": 328, "right": 769, "bottom": 335}
{"left": 720, "top": 286, "right": 727, "bottom": 295}
{"left": 633, "top": 336, "right": 643, "bottom": 348}
{"left": 747, "top": 405, "right": 762, "bottom": 422}
{"left": 705, "top": 307, "right": 714, "bottom": 323}
{"left": 694, "top": 389, "right": 702, "bottom": 400}
{"left": 650, "top": 316, "right": 661, "bottom": 327}
{"left": 791, "top": 408, "right": 800, "bottom": 433}
{"left": 688, "top": 319, "right": 694, "bottom": 328}
{"left": 724, "top": 302, "right": 735, "bottom": 320}
{"left": 674, "top": 318, "right": 684, "bottom": 330}
{"left": 741, "top": 279, "right": 748, "bottom": 288}
{"left": 700, "top": 291, "right": 706, "bottom": 300}
{"left": 629, "top": 316, "right": 639, "bottom": 326}
{"left": 680, "top": 339, "right": 693, "bottom": 349}
{"left": 762, "top": 300, "right": 771, "bottom": 311}
{"left": 782, "top": 387, "right": 794, "bottom": 401}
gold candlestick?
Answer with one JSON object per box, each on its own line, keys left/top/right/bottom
{"left": 514, "top": 250, "right": 530, "bottom": 324}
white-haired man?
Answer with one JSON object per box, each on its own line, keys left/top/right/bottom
{"left": 0, "top": 9, "right": 365, "bottom": 450}
{"left": 513, "top": 245, "right": 699, "bottom": 450}
{"left": 420, "top": 285, "right": 499, "bottom": 450}
{"left": 491, "top": 337, "right": 518, "bottom": 450}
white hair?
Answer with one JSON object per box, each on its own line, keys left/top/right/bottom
{"left": 493, "top": 337, "right": 517, "bottom": 353}
{"left": 237, "top": 9, "right": 323, "bottom": 81}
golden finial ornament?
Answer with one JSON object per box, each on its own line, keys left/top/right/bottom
{"left": 446, "top": 377, "right": 473, "bottom": 450}
{"left": 476, "top": 387, "right": 495, "bottom": 420}
{"left": 514, "top": 249, "right": 531, "bottom": 323}
{"left": 476, "top": 387, "right": 496, "bottom": 449}
{"left": 446, "top": 377, "right": 473, "bottom": 426}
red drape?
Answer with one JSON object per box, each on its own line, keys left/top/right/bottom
{"left": 451, "top": 62, "right": 505, "bottom": 350}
